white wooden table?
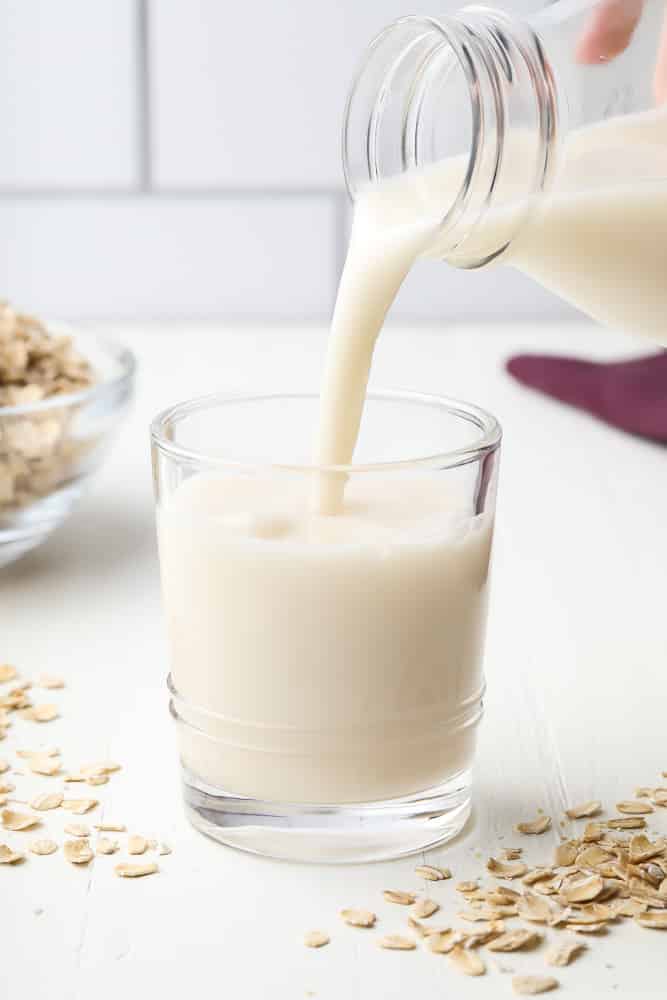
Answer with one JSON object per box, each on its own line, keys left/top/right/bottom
{"left": 2, "top": 323, "right": 666, "bottom": 1000}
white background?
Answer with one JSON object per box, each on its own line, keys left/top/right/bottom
{"left": 0, "top": 0, "right": 579, "bottom": 322}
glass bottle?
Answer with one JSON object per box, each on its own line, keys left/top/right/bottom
{"left": 343, "top": 0, "right": 667, "bottom": 286}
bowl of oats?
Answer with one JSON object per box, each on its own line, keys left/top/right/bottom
{"left": 0, "top": 302, "right": 135, "bottom": 567}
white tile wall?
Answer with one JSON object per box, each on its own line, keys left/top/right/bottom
{"left": 0, "top": 197, "right": 336, "bottom": 319}
{"left": 149, "top": 0, "right": 411, "bottom": 190}
{"left": 0, "top": 1, "right": 139, "bottom": 189}
{"left": 0, "top": 0, "right": 577, "bottom": 322}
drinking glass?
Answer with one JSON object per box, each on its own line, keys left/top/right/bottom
{"left": 151, "top": 389, "right": 501, "bottom": 862}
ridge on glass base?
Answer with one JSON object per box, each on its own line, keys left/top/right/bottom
{"left": 181, "top": 765, "right": 472, "bottom": 864}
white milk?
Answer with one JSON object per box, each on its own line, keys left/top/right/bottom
{"left": 160, "top": 108, "right": 666, "bottom": 805}
{"left": 160, "top": 475, "right": 492, "bottom": 803}
{"left": 315, "top": 108, "right": 667, "bottom": 512}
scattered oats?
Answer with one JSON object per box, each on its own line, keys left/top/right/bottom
{"left": 554, "top": 840, "right": 579, "bottom": 868}
{"left": 487, "top": 929, "right": 542, "bottom": 952}
{"left": 21, "top": 703, "right": 58, "bottom": 723}
{"left": 115, "top": 862, "right": 158, "bottom": 878}
{"left": 408, "top": 917, "right": 452, "bottom": 939}
{"left": 64, "top": 839, "right": 93, "bottom": 864}
{"left": 340, "top": 908, "right": 376, "bottom": 928}
{"left": 81, "top": 761, "right": 121, "bottom": 777}
{"left": 63, "top": 799, "right": 98, "bottom": 815}
{"left": 415, "top": 864, "right": 450, "bottom": 881}
{"left": 0, "top": 843, "right": 23, "bottom": 863}
{"left": 94, "top": 823, "right": 126, "bottom": 833}
{"left": 566, "top": 801, "right": 601, "bottom": 820}
{"left": 635, "top": 912, "right": 667, "bottom": 929}
{"left": 575, "top": 845, "right": 613, "bottom": 867}
{"left": 30, "top": 791, "right": 63, "bottom": 811}
{"left": 629, "top": 834, "right": 666, "bottom": 863}
{"left": 0, "top": 759, "right": 8, "bottom": 774}
{"left": 456, "top": 880, "right": 479, "bottom": 893}
{"left": 448, "top": 946, "right": 485, "bottom": 976}
{"left": 64, "top": 773, "right": 86, "bottom": 783}
{"left": 146, "top": 839, "right": 158, "bottom": 851}
{"left": 582, "top": 822, "right": 604, "bottom": 843}
{"left": 428, "top": 930, "right": 466, "bottom": 954}
{"left": 128, "top": 835, "right": 147, "bottom": 855}
{"left": 2, "top": 808, "right": 39, "bottom": 831}
{"left": 545, "top": 939, "right": 586, "bottom": 967}
{"left": 462, "top": 921, "right": 506, "bottom": 948}
{"left": 17, "top": 747, "right": 59, "bottom": 759}
{"left": 517, "top": 891, "right": 555, "bottom": 923}
{"left": 304, "top": 931, "right": 329, "bottom": 948}
{"left": 378, "top": 934, "right": 416, "bottom": 951}
{"left": 158, "top": 842, "right": 172, "bottom": 856}
{"left": 0, "top": 780, "right": 14, "bottom": 794}
{"left": 561, "top": 874, "right": 604, "bottom": 904}
{"left": 607, "top": 816, "right": 646, "bottom": 830}
{"left": 502, "top": 848, "right": 523, "bottom": 861}
{"left": 487, "top": 858, "right": 528, "bottom": 879}
{"left": 516, "top": 816, "right": 552, "bottom": 835}
{"left": 64, "top": 823, "right": 90, "bottom": 838}
{"left": 512, "top": 975, "right": 559, "bottom": 995}
{"left": 86, "top": 774, "right": 109, "bottom": 786}
{"left": 36, "top": 674, "right": 64, "bottom": 690}
{"left": 569, "top": 922, "right": 607, "bottom": 935}
{"left": 96, "top": 837, "right": 119, "bottom": 855}
{"left": 565, "top": 904, "right": 613, "bottom": 925}
{"left": 613, "top": 898, "right": 648, "bottom": 917}
{"left": 407, "top": 916, "right": 431, "bottom": 938}
{"left": 383, "top": 889, "right": 416, "bottom": 905}
{"left": 459, "top": 908, "right": 504, "bottom": 923}
{"left": 616, "top": 800, "right": 654, "bottom": 815}
{"left": 651, "top": 789, "right": 667, "bottom": 807}
{"left": 0, "top": 665, "right": 17, "bottom": 683}
{"left": 523, "top": 868, "right": 555, "bottom": 886}
{"left": 27, "top": 754, "right": 60, "bottom": 777}
{"left": 412, "top": 897, "right": 439, "bottom": 919}
{"left": 29, "top": 838, "right": 58, "bottom": 855}
{"left": 488, "top": 886, "right": 521, "bottom": 903}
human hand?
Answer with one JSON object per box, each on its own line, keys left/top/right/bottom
{"left": 576, "top": 0, "right": 667, "bottom": 102}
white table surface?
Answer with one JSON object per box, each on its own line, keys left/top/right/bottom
{"left": 2, "top": 322, "right": 666, "bottom": 1000}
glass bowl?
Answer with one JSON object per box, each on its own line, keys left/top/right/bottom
{"left": 0, "top": 328, "right": 135, "bottom": 568}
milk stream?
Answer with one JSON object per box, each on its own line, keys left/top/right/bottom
{"left": 314, "top": 108, "right": 667, "bottom": 513}
{"left": 159, "top": 108, "right": 666, "bottom": 804}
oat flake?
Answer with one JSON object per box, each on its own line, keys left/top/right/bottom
{"left": 383, "top": 889, "right": 416, "bottom": 905}
{"left": 2, "top": 808, "right": 39, "bottom": 831}
{"left": 340, "top": 908, "right": 376, "bottom": 928}
{"left": 378, "top": 934, "right": 416, "bottom": 951}
{"left": 30, "top": 791, "right": 63, "bottom": 811}
{"left": 448, "top": 946, "right": 485, "bottom": 976}
{"left": 304, "top": 930, "right": 329, "bottom": 948}
{"left": 64, "top": 839, "right": 93, "bottom": 864}
{"left": 512, "top": 975, "right": 559, "bottom": 995}
{"left": 30, "top": 838, "right": 58, "bottom": 856}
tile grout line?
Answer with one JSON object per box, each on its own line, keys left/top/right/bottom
{"left": 136, "top": 0, "right": 152, "bottom": 192}
{"left": 0, "top": 187, "right": 344, "bottom": 200}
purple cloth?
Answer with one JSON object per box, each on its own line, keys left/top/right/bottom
{"left": 506, "top": 351, "right": 667, "bottom": 444}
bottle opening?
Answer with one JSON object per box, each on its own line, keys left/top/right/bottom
{"left": 342, "top": 10, "right": 559, "bottom": 267}
{"left": 343, "top": 16, "right": 476, "bottom": 231}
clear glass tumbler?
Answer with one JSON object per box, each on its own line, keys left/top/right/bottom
{"left": 151, "top": 390, "right": 501, "bottom": 863}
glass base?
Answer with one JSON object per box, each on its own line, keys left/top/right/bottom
{"left": 181, "top": 766, "right": 472, "bottom": 863}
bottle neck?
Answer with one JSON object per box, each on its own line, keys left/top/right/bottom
{"left": 343, "top": 7, "right": 560, "bottom": 266}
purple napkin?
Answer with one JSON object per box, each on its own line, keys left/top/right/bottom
{"left": 506, "top": 351, "right": 667, "bottom": 443}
